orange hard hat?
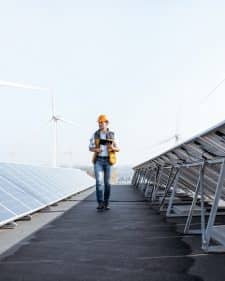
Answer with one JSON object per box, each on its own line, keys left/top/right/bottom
{"left": 97, "top": 114, "right": 109, "bottom": 123}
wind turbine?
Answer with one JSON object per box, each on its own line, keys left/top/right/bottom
{"left": 50, "top": 91, "right": 78, "bottom": 168}
{"left": 150, "top": 102, "right": 181, "bottom": 152}
{"left": 164, "top": 108, "right": 180, "bottom": 145}
{"left": 149, "top": 75, "right": 225, "bottom": 153}
{"left": 0, "top": 80, "right": 78, "bottom": 168}
{"left": 154, "top": 129, "right": 179, "bottom": 147}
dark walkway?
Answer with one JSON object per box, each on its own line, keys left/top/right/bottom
{"left": 1, "top": 185, "right": 225, "bottom": 281}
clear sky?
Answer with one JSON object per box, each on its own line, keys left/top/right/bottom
{"left": 0, "top": 0, "right": 225, "bottom": 167}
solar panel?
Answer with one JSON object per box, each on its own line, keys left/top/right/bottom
{"left": 0, "top": 204, "right": 15, "bottom": 222}
{"left": 0, "top": 163, "right": 95, "bottom": 227}
{"left": 0, "top": 175, "right": 41, "bottom": 209}
{"left": 132, "top": 120, "right": 225, "bottom": 252}
{"left": 0, "top": 183, "right": 30, "bottom": 214}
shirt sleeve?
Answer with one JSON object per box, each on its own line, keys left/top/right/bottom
{"left": 113, "top": 134, "right": 120, "bottom": 149}
{"left": 89, "top": 134, "right": 95, "bottom": 150}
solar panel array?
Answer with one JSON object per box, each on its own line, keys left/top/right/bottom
{"left": 132, "top": 121, "right": 225, "bottom": 252}
{"left": 0, "top": 163, "right": 95, "bottom": 227}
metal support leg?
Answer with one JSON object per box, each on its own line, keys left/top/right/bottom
{"left": 152, "top": 166, "right": 164, "bottom": 201}
{"left": 136, "top": 170, "right": 142, "bottom": 188}
{"left": 160, "top": 168, "right": 178, "bottom": 211}
{"left": 141, "top": 169, "right": 149, "bottom": 193}
{"left": 132, "top": 171, "right": 138, "bottom": 187}
{"left": 205, "top": 159, "right": 225, "bottom": 250}
{"left": 149, "top": 167, "right": 159, "bottom": 201}
{"left": 200, "top": 163, "right": 207, "bottom": 249}
{"left": 139, "top": 169, "right": 147, "bottom": 190}
{"left": 144, "top": 171, "right": 156, "bottom": 199}
{"left": 2, "top": 222, "right": 17, "bottom": 229}
{"left": 184, "top": 164, "right": 203, "bottom": 234}
{"left": 135, "top": 170, "right": 141, "bottom": 186}
{"left": 166, "top": 169, "right": 181, "bottom": 217}
{"left": 131, "top": 170, "right": 137, "bottom": 185}
{"left": 143, "top": 169, "right": 152, "bottom": 196}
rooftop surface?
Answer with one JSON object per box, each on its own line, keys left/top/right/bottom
{"left": 0, "top": 185, "right": 225, "bottom": 281}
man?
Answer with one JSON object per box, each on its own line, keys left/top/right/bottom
{"left": 89, "top": 114, "right": 119, "bottom": 210}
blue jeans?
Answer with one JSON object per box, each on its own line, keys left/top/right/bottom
{"left": 94, "top": 158, "right": 111, "bottom": 205}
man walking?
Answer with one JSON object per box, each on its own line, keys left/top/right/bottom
{"left": 89, "top": 114, "right": 119, "bottom": 210}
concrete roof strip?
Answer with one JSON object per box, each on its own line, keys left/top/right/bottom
{"left": 0, "top": 187, "right": 95, "bottom": 256}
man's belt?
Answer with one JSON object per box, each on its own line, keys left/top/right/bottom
{"left": 96, "top": 156, "right": 109, "bottom": 159}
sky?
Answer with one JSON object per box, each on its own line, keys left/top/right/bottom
{"left": 0, "top": 0, "right": 225, "bottom": 167}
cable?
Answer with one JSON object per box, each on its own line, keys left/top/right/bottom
{"left": 200, "top": 76, "right": 225, "bottom": 104}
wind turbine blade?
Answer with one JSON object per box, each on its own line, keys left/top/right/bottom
{"left": 51, "top": 91, "right": 56, "bottom": 116}
{"left": 200, "top": 76, "right": 225, "bottom": 104}
{"left": 146, "top": 135, "right": 176, "bottom": 151}
{"left": 49, "top": 117, "right": 55, "bottom": 123}
{"left": 157, "top": 135, "right": 176, "bottom": 145}
{"left": 175, "top": 99, "right": 182, "bottom": 143}
{"left": 58, "top": 117, "right": 79, "bottom": 127}
{"left": 143, "top": 135, "right": 177, "bottom": 156}
{"left": 0, "top": 80, "right": 48, "bottom": 91}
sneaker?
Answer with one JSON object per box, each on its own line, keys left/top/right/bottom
{"left": 96, "top": 202, "right": 104, "bottom": 210}
{"left": 104, "top": 204, "right": 110, "bottom": 210}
